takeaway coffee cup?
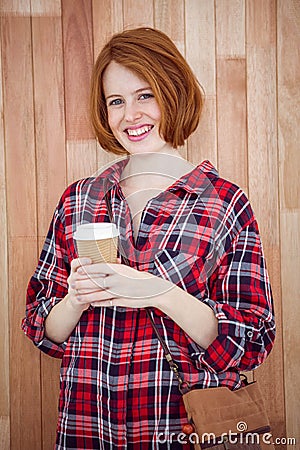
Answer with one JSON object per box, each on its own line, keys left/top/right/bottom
{"left": 74, "top": 223, "right": 119, "bottom": 264}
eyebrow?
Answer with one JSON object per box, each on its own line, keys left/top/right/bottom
{"left": 105, "top": 86, "right": 152, "bottom": 100}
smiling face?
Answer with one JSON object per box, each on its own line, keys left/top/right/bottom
{"left": 102, "top": 61, "right": 173, "bottom": 155}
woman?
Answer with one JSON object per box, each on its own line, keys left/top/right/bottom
{"left": 22, "top": 28, "right": 275, "bottom": 449}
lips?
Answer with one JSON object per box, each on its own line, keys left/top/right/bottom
{"left": 125, "top": 124, "right": 153, "bottom": 138}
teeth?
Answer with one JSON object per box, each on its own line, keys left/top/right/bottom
{"left": 127, "top": 126, "right": 152, "bottom": 136}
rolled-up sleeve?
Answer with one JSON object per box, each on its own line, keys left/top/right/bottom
{"left": 190, "top": 220, "right": 275, "bottom": 373}
{"left": 21, "top": 199, "right": 70, "bottom": 359}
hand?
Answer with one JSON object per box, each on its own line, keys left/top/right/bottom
{"left": 67, "top": 257, "right": 96, "bottom": 312}
{"left": 72, "top": 259, "right": 175, "bottom": 309}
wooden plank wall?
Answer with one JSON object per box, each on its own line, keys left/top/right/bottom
{"left": 0, "top": 1, "right": 299, "bottom": 449}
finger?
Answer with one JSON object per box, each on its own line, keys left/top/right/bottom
{"left": 77, "top": 289, "right": 116, "bottom": 303}
{"left": 91, "top": 299, "right": 115, "bottom": 308}
{"left": 75, "top": 277, "right": 108, "bottom": 292}
{"left": 77, "top": 262, "right": 118, "bottom": 276}
{"left": 76, "top": 274, "right": 118, "bottom": 294}
{"left": 91, "top": 298, "right": 143, "bottom": 308}
{"left": 71, "top": 257, "right": 92, "bottom": 273}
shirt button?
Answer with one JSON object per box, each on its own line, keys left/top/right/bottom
{"left": 247, "top": 330, "right": 254, "bottom": 338}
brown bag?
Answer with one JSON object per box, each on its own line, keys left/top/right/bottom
{"left": 182, "top": 382, "right": 274, "bottom": 449}
{"left": 146, "top": 309, "right": 274, "bottom": 450}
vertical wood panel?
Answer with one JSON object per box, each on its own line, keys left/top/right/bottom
{"left": 123, "top": 0, "right": 154, "bottom": 28}
{"left": 277, "top": 0, "right": 300, "bottom": 443}
{"left": 277, "top": 0, "right": 300, "bottom": 211}
{"left": 31, "top": 14, "right": 66, "bottom": 450}
{"left": 62, "top": 0, "right": 94, "bottom": 140}
{"left": 92, "top": 0, "right": 124, "bottom": 57}
{"left": 216, "top": 0, "right": 245, "bottom": 57}
{"left": 246, "top": 0, "right": 285, "bottom": 443}
{"left": 9, "top": 238, "right": 42, "bottom": 450}
{"left": 0, "top": 0, "right": 31, "bottom": 15}
{"left": 0, "top": 19, "right": 10, "bottom": 450}
{"left": 1, "top": 15, "right": 42, "bottom": 450}
{"left": 0, "top": 418, "right": 9, "bottom": 450}
{"left": 32, "top": 17, "right": 66, "bottom": 236}
{"left": 216, "top": 59, "right": 248, "bottom": 193}
{"left": 67, "top": 140, "right": 98, "bottom": 185}
{"left": 280, "top": 212, "right": 300, "bottom": 442}
{"left": 216, "top": 1, "right": 247, "bottom": 193}
{"left": 30, "top": 0, "right": 61, "bottom": 16}
{"left": 185, "top": 0, "right": 217, "bottom": 166}
{"left": 41, "top": 355, "right": 61, "bottom": 450}
{"left": 1, "top": 16, "right": 37, "bottom": 237}
{"left": 154, "top": 0, "right": 187, "bottom": 159}
{"left": 154, "top": 0, "right": 185, "bottom": 55}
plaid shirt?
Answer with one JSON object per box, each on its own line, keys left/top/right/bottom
{"left": 22, "top": 159, "right": 275, "bottom": 449}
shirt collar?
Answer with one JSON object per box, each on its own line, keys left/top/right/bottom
{"left": 167, "top": 160, "right": 219, "bottom": 195}
{"left": 96, "top": 157, "right": 219, "bottom": 197}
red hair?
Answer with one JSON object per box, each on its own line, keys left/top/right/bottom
{"left": 90, "top": 27, "right": 204, "bottom": 155}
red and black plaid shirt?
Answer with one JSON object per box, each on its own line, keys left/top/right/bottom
{"left": 22, "top": 159, "right": 275, "bottom": 449}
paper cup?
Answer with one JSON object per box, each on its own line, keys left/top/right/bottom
{"left": 74, "top": 223, "right": 119, "bottom": 264}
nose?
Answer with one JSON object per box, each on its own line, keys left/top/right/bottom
{"left": 124, "top": 101, "right": 142, "bottom": 122}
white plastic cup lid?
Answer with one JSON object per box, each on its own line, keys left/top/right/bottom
{"left": 74, "top": 223, "right": 119, "bottom": 240}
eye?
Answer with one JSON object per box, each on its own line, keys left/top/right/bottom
{"left": 139, "top": 93, "right": 154, "bottom": 100}
{"left": 108, "top": 98, "right": 123, "bottom": 106}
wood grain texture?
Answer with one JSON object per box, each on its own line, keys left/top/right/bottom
{"left": 246, "top": 0, "right": 285, "bottom": 443}
{"left": 255, "top": 244, "right": 285, "bottom": 440}
{"left": 154, "top": 0, "right": 185, "bottom": 55}
{"left": 92, "top": 0, "right": 124, "bottom": 57}
{"left": 9, "top": 237, "right": 41, "bottom": 450}
{"left": 217, "top": 58, "right": 248, "bottom": 193}
{"left": 247, "top": 0, "right": 276, "bottom": 47}
{"left": 67, "top": 139, "right": 98, "bottom": 185}
{"left": 277, "top": 0, "right": 300, "bottom": 210}
{"left": 0, "top": 417, "right": 10, "bottom": 450}
{"left": 246, "top": 49, "right": 278, "bottom": 246}
{"left": 185, "top": 0, "right": 217, "bottom": 166}
{"left": 216, "top": 0, "right": 245, "bottom": 57}
{"left": 0, "top": 23, "right": 10, "bottom": 450}
{"left": 62, "top": 0, "right": 94, "bottom": 139}
{"left": 280, "top": 212, "right": 300, "bottom": 442}
{"left": 96, "top": 142, "right": 121, "bottom": 174}
{"left": 0, "top": 0, "right": 30, "bottom": 15}
{"left": 30, "top": 0, "right": 61, "bottom": 16}
{"left": 32, "top": 16, "right": 66, "bottom": 236}
{"left": 188, "top": 97, "right": 218, "bottom": 167}
{"left": 2, "top": 16, "right": 41, "bottom": 450}
{"left": 1, "top": 16, "right": 37, "bottom": 237}
{"left": 123, "top": 0, "right": 154, "bottom": 28}
{"left": 154, "top": 0, "right": 187, "bottom": 159}
{"left": 277, "top": 0, "right": 300, "bottom": 444}
{"left": 185, "top": 0, "right": 215, "bottom": 95}
{"left": 41, "top": 354, "right": 61, "bottom": 450}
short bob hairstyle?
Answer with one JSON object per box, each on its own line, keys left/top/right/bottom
{"left": 90, "top": 27, "right": 204, "bottom": 155}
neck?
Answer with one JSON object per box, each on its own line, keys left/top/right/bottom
{"left": 120, "top": 151, "right": 194, "bottom": 189}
